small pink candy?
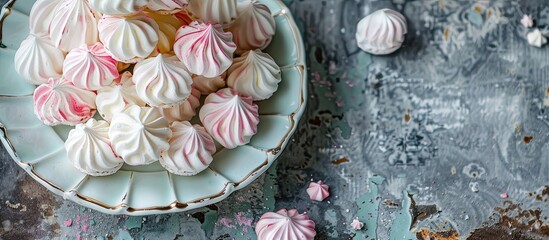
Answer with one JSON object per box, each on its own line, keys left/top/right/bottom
{"left": 500, "top": 192, "right": 508, "bottom": 199}
{"left": 64, "top": 219, "right": 72, "bottom": 227}
{"left": 306, "top": 180, "right": 330, "bottom": 202}
{"left": 351, "top": 218, "right": 364, "bottom": 230}
{"left": 521, "top": 15, "right": 534, "bottom": 28}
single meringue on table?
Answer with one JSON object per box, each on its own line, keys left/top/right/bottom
{"left": 159, "top": 88, "right": 201, "bottom": 122}
{"left": 96, "top": 72, "right": 146, "bottom": 122}
{"left": 160, "top": 121, "right": 216, "bottom": 176}
{"left": 351, "top": 218, "right": 364, "bottom": 230}
{"left": 174, "top": 21, "right": 236, "bottom": 78}
{"left": 49, "top": 0, "right": 100, "bottom": 52}
{"left": 98, "top": 13, "right": 159, "bottom": 63}
{"left": 133, "top": 54, "right": 193, "bottom": 108}
{"left": 65, "top": 119, "right": 123, "bottom": 176}
{"left": 229, "top": 0, "right": 276, "bottom": 53}
{"left": 527, "top": 28, "right": 547, "bottom": 48}
{"left": 199, "top": 88, "right": 259, "bottom": 149}
{"left": 28, "top": 0, "right": 60, "bottom": 36}
{"left": 227, "top": 49, "right": 281, "bottom": 101}
{"left": 187, "top": 0, "right": 238, "bottom": 26}
{"left": 147, "top": 0, "right": 188, "bottom": 14}
{"left": 14, "top": 34, "right": 65, "bottom": 85}
{"left": 192, "top": 73, "right": 227, "bottom": 95}
{"left": 255, "top": 209, "right": 316, "bottom": 240}
{"left": 355, "top": 8, "right": 407, "bottom": 55}
{"left": 63, "top": 43, "right": 119, "bottom": 91}
{"left": 109, "top": 106, "right": 172, "bottom": 166}
{"left": 33, "top": 77, "right": 97, "bottom": 126}
{"left": 306, "top": 180, "right": 330, "bottom": 202}
{"left": 89, "top": 0, "right": 148, "bottom": 15}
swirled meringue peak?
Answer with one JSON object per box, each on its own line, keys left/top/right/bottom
{"left": 355, "top": 9, "right": 407, "bottom": 55}
{"left": 63, "top": 43, "right": 119, "bottom": 90}
{"left": 29, "top": 0, "right": 61, "bottom": 36}
{"left": 65, "top": 119, "right": 123, "bottom": 176}
{"left": 174, "top": 22, "right": 236, "bottom": 78}
{"left": 133, "top": 54, "right": 193, "bottom": 107}
{"left": 147, "top": 0, "right": 188, "bottom": 14}
{"left": 147, "top": 12, "right": 183, "bottom": 54}
{"left": 160, "top": 87, "right": 201, "bottom": 122}
{"left": 109, "top": 105, "right": 172, "bottom": 165}
{"left": 33, "top": 77, "right": 97, "bottom": 126}
{"left": 199, "top": 88, "right": 259, "bottom": 149}
{"left": 160, "top": 121, "right": 216, "bottom": 176}
{"left": 306, "top": 180, "right": 330, "bottom": 202}
{"left": 192, "top": 72, "right": 227, "bottom": 95}
{"left": 229, "top": 0, "right": 275, "bottom": 53}
{"left": 227, "top": 49, "right": 281, "bottom": 100}
{"left": 49, "top": 0, "right": 100, "bottom": 52}
{"left": 96, "top": 71, "right": 146, "bottom": 121}
{"left": 255, "top": 209, "right": 317, "bottom": 240}
{"left": 90, "top": 0, "right": 148, "bottom": 15}
{"left": 98, "top": 13, "right": 159, "bottom": 63}
{"left": 187, "top": 0, "right": 237, "bottom": 26}
{"left": 14, "top": 34, "right": 65, "bottom": 85}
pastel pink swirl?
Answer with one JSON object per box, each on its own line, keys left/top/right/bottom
{"left": 64, "top": 43, "right": 119, "bottom": 90}
{"left": 255, "top": 209, "right": 316, "bottom": 240}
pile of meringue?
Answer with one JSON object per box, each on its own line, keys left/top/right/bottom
{"left": 15, "top": 0, "right": 281, "bottom": 177}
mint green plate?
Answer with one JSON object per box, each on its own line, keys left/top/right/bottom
{"left": 0, "top": 0, "right": 306, "bottom": 215}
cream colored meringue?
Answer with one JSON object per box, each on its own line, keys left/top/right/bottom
{"left": 351, "top": 218, "right": 364, "bottom": 230}
{"left": 187, "top": 0, "right": 237, "bottom": 26}
{"left": 96, "top": 72, "right": 146, "bottom": 121}
{"left": 65, "top": 119, "right": 123, "bottom": 176}
{"left": 199, "top": 88, "right": 259, "bottom": 149}
{"left": 527, "top": 29, "right": 547, "bottom": 48}
{"left": 98, "top": 13, "right": 159, "bottom": 63}
{"left": 33, "top": 77, "right": 96, "bottom": 126}
{"left": 160, "top": 88, "right": 201, "bottom": 122}
{"left": 174, "top": 22, "right": 236, "bottom": 78}
{"left": 160, "top": 121, "right": 216, "bottom": 176}
{"left": 255, "top": 209, "right": 316, "bottom": 240}
{"left": 306, "top": 180, "right": 330, "bottom": 202}
{"left": 29, "top": 0, "right": 60, "bottom": 35}
{"left": 49, "top": 0, "right": 100, "bottom": 52}
{"left": 227, "top": 49, "right": 281, "bottom": 100}
{"left": 147, "top": 12, "right": 183, "bottom": 54}
{"left": 14, "top": 34, "right": 65, "bottom": 85}
{"left": 229, "top": 0, "right": 275, "bottom": 53}
{"left": 174, "top": 10, "right": 194, "bottom": 25}
{"left": 89, "top": 0, "right": 148, "bottom": 15}
{"left": 192, "top": 73, "right": 227, "bottom": 95}
{"left": 133, "top": 54, "right": 193, "bottom": 107}
{"left": 147, "top": 0, "right": 188, "bottom": 13}
{"left": 63, "top": 43, "right": 119, "bottom": 90}
{"left": 109, "top": 105, "right": 172, "bottom": 165}
{"left": 356, "top": 9, "right": 407, "bottom": 55}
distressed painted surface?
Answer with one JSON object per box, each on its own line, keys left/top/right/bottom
{"left": 1, "top": 0, "right": 549, "bottom": 239}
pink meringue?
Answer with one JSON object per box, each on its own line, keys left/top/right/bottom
{"left": 29, "top": 0, "right": 60, "bottom": 36}
{"left": 160, "top": 121, "right": 216, "bottom": 176}
{"left": 33, "top": 78, "right": 97, "bottom": 126}
{"left": 255, "top": 209, "right": 316, "bottom": 240}
{"left": 521, "top": 14, "right": 534, "bottom": 28}
{"left": 147, "top": 0, "right": 188, "bottom": 14}
{"left": 351, "top": 218, "right": 364, "bottom": 230}
{"left": 98, "top": 13, "right": 159, "bottom": 63}
{"left": 192, "top": 73, "right": 227, "bottom": 95}
{"left": 229, "top": 0, "right": 276, "bottom": 53}
{"left": 63, "top": 43, "right": 119, "bottom": 90}
{"left": 96, "top": 72, "right": 146, "bottom": 121}
{"left": 306, "top": 180, "right": 330, "bottom": 201}
{"left": 49, "top": 0, "right": 100, "bottom": 52}
{"left": 199, "top": 88, "right": 259, "bottom": 149}
{"left": 187, "top": 0, "right": 238, "bottom": 26}
{"left": 174, "top": 22, "right": 236, "bottom": 78}
{"left": 160, "top": 88, "right": 201, "bottom": 122}
{"left": 14, "top": 34, "right": 65, "bottom": 85}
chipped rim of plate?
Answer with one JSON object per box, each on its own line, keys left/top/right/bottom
{"left": 0, "top": 0, "right": 307, "bottom": 215}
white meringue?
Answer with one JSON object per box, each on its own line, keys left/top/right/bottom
{"left": 33, "top": 77, "right": 97, "bottom": 126}
{"left": 49, "top": 0, "right": 101, "bottom": 52}
{"left": 89, "top": 0, "right": 148, "bottom": 15}
{"left": 174, "top": 22, "right": 236, "bottom": 78}
{"left": 306, "top": 180, "right": 330, "bottom": 202}
{"left": 160, "top": 121, "right": 216, "bottom": 176}
{"left": 98, "top": 13, "right": 159, "bottom": 63}
{"left": 109, "top": 105, "right": 172, "bottom": 165}
{"left": 159, "top": 88, "right": 201, "bottom": 122}
{"left": 356, "top": 8, "right": 407, "bottom": 55}
{"left": 199, "top": 88, "right": 259, "bottom": 149}
{"left": 227, "top": 49, "right": 281, "bottom": 100}
{"left": 147, "top": 12, "right": 183, "bottom": 54}
{"left": 527, "top": 29, "right": 547, "bottom": 48}
{"left": 14, "top": 34, "right": 65, "bottom": 85}
{"left": 133, "top": 54, "right": 193, "bottom": 107}
{"left": 63, "top": 43, "right": 119, "bottom": 90}
{"left": 351, "top": 218, "right": 364, "bottom": 230}
{"left": 187, "top": 0, "right": 237, "bottom": 26}
{"left": 521, "top": 14, "right": 534, "bottom": 28}
{"left": 147, "top": 0, "right": 188, "bottom": 13}
{"left": 229, "top": 0, "right": 275, "bottom": 53}
{"left": 192, "top": 73, "right": 227, "bottom": 95}
{"left": 255, "top": 209, "right": 317, "bottom": 240}
{"left": 29, "top": 0, "right": 61, "bottom": 36}
{"left": 96, "top": 72, "right": 146, "bottom": 121}
{"left": 65, "top": 119, "right": 123, "bottom": 176}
